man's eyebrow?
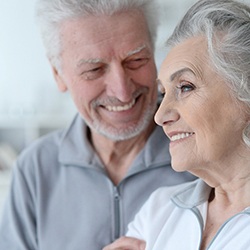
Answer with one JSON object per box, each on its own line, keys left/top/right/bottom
{"left": 126, "top": 44, "right": 148, "bottom": 57}
{"left": 77, "top": 58, "right": 103, "bottom": 67}
{"left": 170, "top": 67, "right": 195, "bottom": 81}
{"left": 76, "top": 45, "right": 149, "bottom": 67}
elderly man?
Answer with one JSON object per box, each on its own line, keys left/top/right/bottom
{"left": 0, "top": 0, "right": 195, "bottom": 249}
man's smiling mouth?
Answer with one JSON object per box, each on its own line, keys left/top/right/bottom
{"left": 105, "top": 99, "right": 136, "bottom": 112}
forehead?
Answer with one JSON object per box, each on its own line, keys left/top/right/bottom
{"left": 59, "top": 10, "right": 152, "bottom": 60}
{"left": 159, "top": 36, "right": 209, "bottom": 81}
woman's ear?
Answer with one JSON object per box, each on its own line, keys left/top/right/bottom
{"left": 51, "top": 66, "right": 68, "bottom": 92}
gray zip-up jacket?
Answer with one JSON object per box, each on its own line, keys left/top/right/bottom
{"left": 0, "top": 114, "right": 195, "bottom": 250}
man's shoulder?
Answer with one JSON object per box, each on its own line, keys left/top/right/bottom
{"left": 18, "top": 114, "right": 81, "bottom": 162}
{"left": 23, "top": 129, "right": 63, "bottom": 155}
{"left": 15, "top": 129, "right": 64, "bottom": 172}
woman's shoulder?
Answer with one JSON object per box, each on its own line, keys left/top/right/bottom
{"left": 126, "top": 180, "right": 200, "bottom": 240}
{"left": 150, "top": 179, "right": 199, "bottom": 202}
{"left": 133, "top": 179, "right": 200, "bottom": 221}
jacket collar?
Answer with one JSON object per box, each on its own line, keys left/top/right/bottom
{"left": 171, "top": 179, "right": 212, "bottom": 209}
{"left": 58, "top": 114, "right": 171, "bottom": 172}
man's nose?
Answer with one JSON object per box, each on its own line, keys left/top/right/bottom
{"left": 104, "top": 64, "right": 135, "bottom": 103}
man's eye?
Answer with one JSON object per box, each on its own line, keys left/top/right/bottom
{"left": 125, "top": 58, "right": 149, "bottom": 70}
{"left": 82, "top": 67, "right": 104, "bottom": 80}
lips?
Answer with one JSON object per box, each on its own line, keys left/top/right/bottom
{"left": 105, "top": 98, "right": 136, "bottom": 112}
{"left": 169, "top": 132, "right": 194, "bottom": 142}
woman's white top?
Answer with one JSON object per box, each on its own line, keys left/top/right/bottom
{"left": 126, "top": 179, "right": 250, "bottom": 250}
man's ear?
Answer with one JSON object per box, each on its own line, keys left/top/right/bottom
{"left": 51, "top": 66, "right": 68, "bottom": 92}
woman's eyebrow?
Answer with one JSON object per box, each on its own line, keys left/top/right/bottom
{"left": 170, "top": 67, "right": 195, "bottom": 81}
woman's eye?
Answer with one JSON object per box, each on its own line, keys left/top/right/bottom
{"left": 176, "top": 82, "right": 195, "bottom": 93}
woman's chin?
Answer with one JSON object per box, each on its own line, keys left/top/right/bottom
{"left": 171, "top": 160, "right": 189, "bottom": 173}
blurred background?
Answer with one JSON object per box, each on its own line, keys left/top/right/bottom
{"left": 0, "top": 0, "right": 197, "bottom": 212}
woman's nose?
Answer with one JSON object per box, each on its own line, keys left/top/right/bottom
{"left": 154, "top": 95, "right": 180, "bottom": 126}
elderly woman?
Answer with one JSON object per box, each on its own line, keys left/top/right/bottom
{"left": 103, "top": 0, "right": 250, "bottom": 249}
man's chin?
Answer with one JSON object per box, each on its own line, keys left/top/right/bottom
{"left": 96, "top": 126, "right": 143, "bottom": 141}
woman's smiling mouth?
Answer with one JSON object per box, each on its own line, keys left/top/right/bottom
{"left": 169, "top": 132, "right": 195, "bottom": 142}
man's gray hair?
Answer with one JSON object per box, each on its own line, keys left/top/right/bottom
{"left": 166, "top": 0, "right": 250, "bottom": 146}
{"left": 35, "top": 0, "right": 159, "bottom": 70}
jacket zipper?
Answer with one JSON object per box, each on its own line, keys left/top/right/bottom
{"left": 114, "top": 187, "right": 120, "bottom": 240}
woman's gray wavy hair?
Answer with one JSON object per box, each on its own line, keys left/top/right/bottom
{"left": 35, "top": 0, "right": 159, "bottom": 71}
{"left": 166, "top": 0, "right": 250, "bottom": 147}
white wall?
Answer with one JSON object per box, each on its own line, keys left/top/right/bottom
{"left": 0, "top": 0, "right": 76, "bottom": 152}
{"left": 1, "top": 1, "right": 64, "bottom": 116}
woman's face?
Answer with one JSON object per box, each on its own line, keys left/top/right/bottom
{"left": 155, "top": 36, "right": 249, "bottom": 175}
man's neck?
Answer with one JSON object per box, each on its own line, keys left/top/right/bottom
{"left": 90, "top": 121, "right": 156, "bottom": 185}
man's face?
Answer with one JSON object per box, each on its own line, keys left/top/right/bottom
{"left": 53, "top": 10, "right": 158, "bottom": 140}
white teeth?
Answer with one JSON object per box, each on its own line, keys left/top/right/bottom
{"left": 170, "top": 132, "right": 193, "bottom": 142}
{"left": 105, "top": 99, "right": 135, "bottom": 112}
